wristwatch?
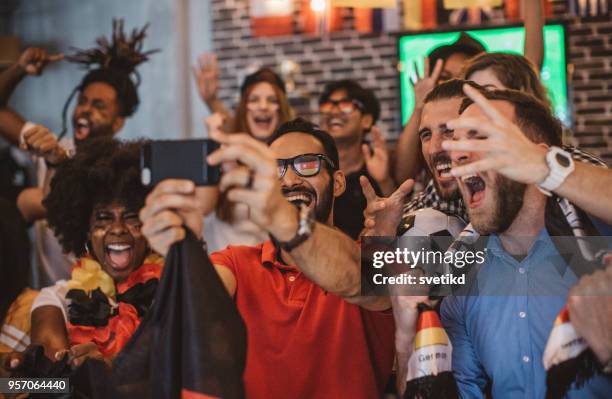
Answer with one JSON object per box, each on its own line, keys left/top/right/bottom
{"left": 273, "top": 203, "right": 315, "bottom": 251}
{"left": 537, "top": 146, "right": 575, "bottom": 196}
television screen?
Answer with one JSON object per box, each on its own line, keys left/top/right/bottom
{"left": 398, "top": 24, "right": 569, "bottom": 126}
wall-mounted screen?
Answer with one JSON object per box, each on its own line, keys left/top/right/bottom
{"left": 398, "top": 24, "right": 569, "bottom": 126}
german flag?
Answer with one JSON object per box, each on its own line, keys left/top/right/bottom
{"left": 72, "top": 230, "right": 248, "bottom": 398}
{"left": 543, "top": 305, "right": 601, "bottom": 399}
{"left": 404, "top": 304, "right": 459, "bottom": 399}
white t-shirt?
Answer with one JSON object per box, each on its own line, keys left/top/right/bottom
{"left": 33, "top": 137, "right": 76, "bottom": 287}
{"left": 30, "top": 280, "right": 69, "bottom": 323}
{"left": 204, "top": 208, "right": 268, "bottom": 253}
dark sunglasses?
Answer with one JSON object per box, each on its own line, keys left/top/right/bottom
{"left": 319, "top": 98, "right": 365, "bottom": 114}
{"left": 276, "top": 153, "right": 336, "bottom": 179}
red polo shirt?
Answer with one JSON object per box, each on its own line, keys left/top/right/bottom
{"left": 210, "top": 240, "right": 395, "bottom": 399}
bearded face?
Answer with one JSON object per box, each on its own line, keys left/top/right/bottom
{"left": 72, "top": 82, "right": 123, "bottom": 142}
{"left": 450, "top": 100, "right": 528, "bottom": 234}
{"left": 458, "top": 171, "right": 526, "bottom": 235}
{"left": 282, "top": 173, "right": 334, "bottom": 223}
{"left": 270, "top": 132, "right": 343, "bottom": 226}
{"left": 419, "top": 98, "right": 463, "bottom": 201}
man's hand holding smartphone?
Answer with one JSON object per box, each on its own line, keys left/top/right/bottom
{"left": 139, "top": 132, "right": 298, "bottom": 255}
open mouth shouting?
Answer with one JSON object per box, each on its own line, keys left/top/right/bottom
{"left": 105, "top": 242, "right": 134, "bottom": 271}
{"left": 461, "top": 174, "right": 486, "bottom": 208}
{"left": 431, "top": 153, "right": 454, "bottom": 183}
{"left": 74, "top": 117, "right": 91, "bottom": 141}
{"left": 253, "top": 115, "right": 273, "bottom": 130}
{"left": 283, "top": 187, "right": 316, "bottom": 207}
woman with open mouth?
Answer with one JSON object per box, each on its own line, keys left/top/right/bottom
{"left": 14, "top": 137, "right": 162, "bottom": 369}
{"left": 194, "top": 59, "right": 296, "bottom": 252}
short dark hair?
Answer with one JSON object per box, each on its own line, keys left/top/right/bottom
{"left": 463, "top": 52, "right": 552, "bottom": 110}
{"left": 319, "top": 79, "right": 380, "bottom": 123}
{"left": 428, "top": 32, "right": 486, "bottom": 74}
{"left": 424, "top": 79, "right": 485, "bottom": 104}
{"left": 459, "top": 89, "right": 562, "bottom": 146}
{"left": 267, "top": 117, "right": 339, "bottom": 171}
{"left": 44, "top": 137, "right": 151, "bottom": 257}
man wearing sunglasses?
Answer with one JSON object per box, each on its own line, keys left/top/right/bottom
{"left": 318, "top": 80, "right": 395, "bottom": 240}
{"left": 140, "top": 118, "right": 395, "bottom": 399}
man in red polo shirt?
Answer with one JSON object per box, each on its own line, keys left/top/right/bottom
{"left": 140, "top": 118, "right": 395, "bottom": 398}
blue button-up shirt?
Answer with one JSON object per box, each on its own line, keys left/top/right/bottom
{"left": 441, "top": 229, "right": 612, "bottom": 398}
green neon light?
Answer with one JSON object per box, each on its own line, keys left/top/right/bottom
{"left": 399, "top": 24, "right": 568, "bottom": 126}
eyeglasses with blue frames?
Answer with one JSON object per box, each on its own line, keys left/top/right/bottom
{"left": 276, "top": 153, "right": 337, "bottom": 179}
{"left": 319, "top": 98, "right": 365, "bottom": 114}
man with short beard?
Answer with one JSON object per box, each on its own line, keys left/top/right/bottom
{"left": 140, "top": 118, "right": 395, "bottom": 398}
{"left": 440, "top": 87, "right": 611, "bottom": 398}
{"left": 361, "top": 79, "right": 476, "bottom": 238}
{"left": 361, "top": 79, "right": 607, "bottom": 238}
{"left": 0, "top": 21, "right": 155, "bottom": 285}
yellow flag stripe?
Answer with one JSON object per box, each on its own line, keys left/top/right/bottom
{"left": 415, "top": 327, "right": 449, "bottom": 349}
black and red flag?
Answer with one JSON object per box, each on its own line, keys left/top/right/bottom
{"left": 67, "top": 230, "right": 247, "bottom": 398}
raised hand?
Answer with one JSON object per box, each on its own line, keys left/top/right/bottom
{"left": 192, "top": 53, "right": 220, "bottom": 105}
{"left": 17, "top": 47, "right": 63, "bottom": 76}
{"left": 362, "top": 126, "right": 395, "bottom": 196}
{"left": 207, "top": 129, "right": 298, "bottom": 242}
{"left": 442, "top": 84, "right": 549, "bottom": 184}
{"left": 21, "top": 124, "right": 68, "bottom": 165}
{"left": 360, "top": 176, "right": 414, "bottom": 237}
{"left": 411, "top": 57, "right": 443, "bottom": 109}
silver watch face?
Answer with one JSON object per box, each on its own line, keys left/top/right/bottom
{"left": 555, "top": 152, "right": 571, "bottom": 168}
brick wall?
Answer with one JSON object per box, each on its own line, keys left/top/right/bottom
{"left": 211, "top": 0, "right": 612, "bottom": 163}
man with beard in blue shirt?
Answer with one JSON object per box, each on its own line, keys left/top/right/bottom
{"left": 441, "top": 85, "right": 611, "bottom": 398}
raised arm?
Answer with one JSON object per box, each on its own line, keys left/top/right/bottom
{"left": 363, "top": 126, "right": 396, "bottom": 196}
{"left": 395, "top": 58, "right": 443, "bottom": 183}
{"left": 0, "top": 48, "right": 63, "bottom": 144}
{"left": 443, "top": 85, "right": 612, "bottom": 224}
{"left": 193, "top": 53, "right": 232, "bottom": 118}
{"left": 0, "top": 108, "right": 25, "bottom": 145}
{"left": 551, "top": 162, "right": 612, "bottom": 224}
{"left": 206, "top": 130, "right": 389, "bottom": 310}
{"left": 141, "top": 131, "right": 389, "bottom": 311}
{"left": 395, "top": 108, "right": 425, "bottom": 183}
{"left": 0, "top": 62, "right": 26, "bottom": 107}
{"left": 17, "top": 188, "right": 46, "bottom": 223}
{"left": 523, "top": 0, "right": 545, "bottom": 70}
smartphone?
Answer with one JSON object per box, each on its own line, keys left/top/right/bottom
{"left": 140, "top": 139, "right": 220, "bottom": 186}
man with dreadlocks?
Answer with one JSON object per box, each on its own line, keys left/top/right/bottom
{"left": 0, "top": 19, "right": 157, "bottom": 286}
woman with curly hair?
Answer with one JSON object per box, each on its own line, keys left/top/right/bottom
{"left": 27, "top": 137, "right": 162, "bottom": 367}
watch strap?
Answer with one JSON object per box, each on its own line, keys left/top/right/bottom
{"left": 274, "top": 203, "right": 315, "bottom": 251}
{"left": 538, "top": 146, "right": 575, "bottom": 194}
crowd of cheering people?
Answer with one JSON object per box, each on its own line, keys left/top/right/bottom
{"left": 0, "top": 5, "right": 611, "bottom": 399}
